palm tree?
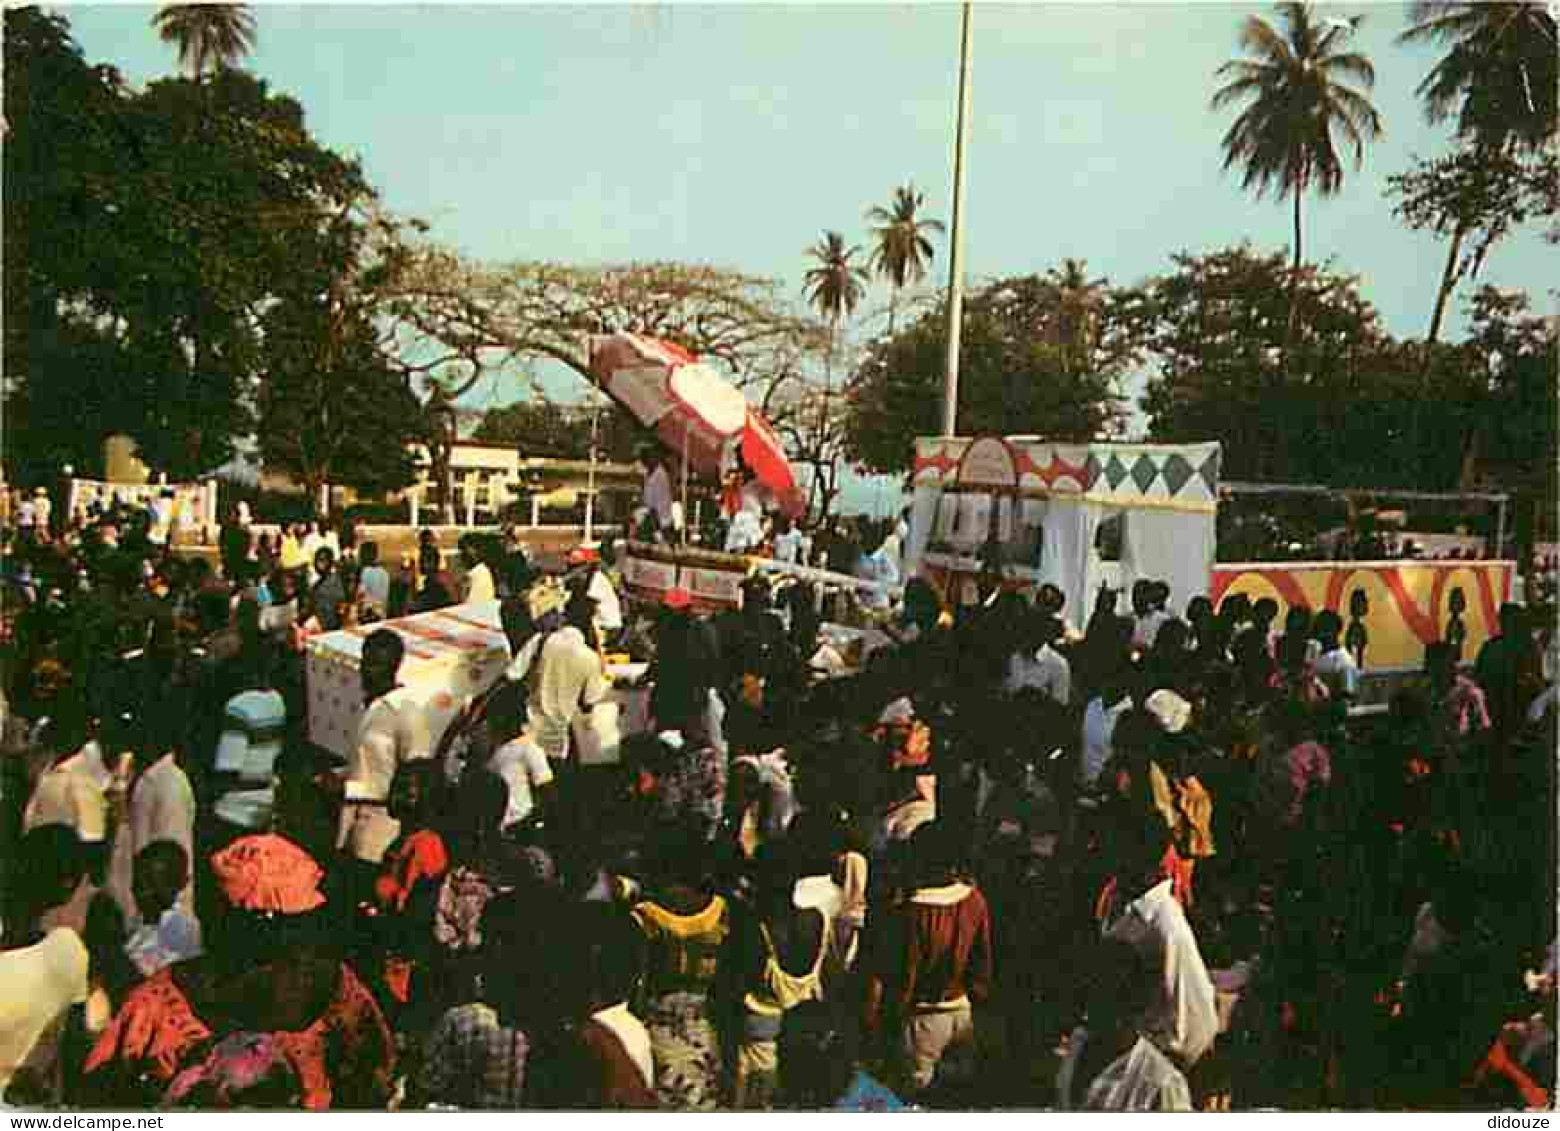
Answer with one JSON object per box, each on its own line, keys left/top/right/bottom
{"left": 865, "top": 184, "right": 945, "bottom": 335}
{"left": 803, "top": 230, "right": 869, "bottom": 370}
{"left": 1397, "top": 4, "right": 1556, "bottom": 346}
{"left": 1399, "top": 2, "right": 1556, "bottom": 156}
{"left": 1211, "top": 2, "right": 1382, "bottom": 340}
{"left": 152, "top": 4, "right": 257, "bottom": 79}
{"left": 802, "top": 231, "right": 868, "bottom": 514}
{"left": 1046, "top": 258, "right": 1107, "bottom": 374}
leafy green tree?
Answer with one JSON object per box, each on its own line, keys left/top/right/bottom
{"left": 1398, "top": 2, "right": 1556, "bottom": 156}
{"left": 472, "top": 398, "right": 643, "bottom": 462}
{"left": 1138, "top": 245, "right": 1388, "bottom": 482}
{"left": 845, "top": 270, "right": 1138, "bottom": 474}
{"left": 257, "top": 209, "right": 430, "bottom": 512}
{"left": 1387, "top": 145, "right": 1559, "bottom": 343}
{"left": 865, "top": 184, "right": 944, "bottom": 334}
{"left": 1456, "top": 285, "right": 1557, "bottom": 549}
{"left": 1211, "top": 2, "right": 1382, "bottom": 339}
{"left": 2, "top": 8, "right": 132, "bottom": 483}
{"left": 5, "top": 9, "right": 378, "bottom": 484}
{"left": 152, "top": 3, "right": 256, "bottom": 79}
{"left": 1134, "top": 244, "right": 1501, "bottom": 489}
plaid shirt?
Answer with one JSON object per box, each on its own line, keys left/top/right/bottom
{"left": 420, "top": 1003, "right": 529, "bottom": 1110}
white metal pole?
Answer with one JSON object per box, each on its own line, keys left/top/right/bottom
{"left": 585, "top": 400, "right": 600, "bottom": 545}
{"left": 941, "top": 1, "right": 974, "bottom": 438}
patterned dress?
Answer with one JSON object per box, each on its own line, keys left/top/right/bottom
{"left": 631, "top": 895, "right": 730, "bottom": 1111}
{"left": 82, "top": 962, "right": 394, "bottom": 1110}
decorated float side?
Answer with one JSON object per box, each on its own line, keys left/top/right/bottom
{"left": 1210, "top": 559, "right": 1513, "bottom": 675}
{"left": 905, "top": 435, "right": 1222, "bottom": 627}
{"left": 905, "top": 433, "right": 1515, "bottom": 678}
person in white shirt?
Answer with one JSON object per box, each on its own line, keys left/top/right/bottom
{"left": 1007, "top": 611, "right": 1072, "bottom": 706}
{"left": 124, "top": 841, "right": 202, "bottom": 978}
{"left": 723, "top": 472, "right": 769, "bottom": 554}
{"left": 461, "top": 537, "right": 497, "bottom": 605}
{"left": 1131, "top": 580, "right": 1171, "bottom": 655}
{"left": 300, "top": 523, "right": 327, "bottom": 580}
{"left": 345, "top": 629, "right": 432, "bottom": 864}
{"left": 1100, "top": 827, "right": 1219, "bottom": 1070}
{"left": 357, "top": 541, "right": 392, "bottom": 615}
{"left": 23, "top": 712, "right": 112, "bottom": 878}
{"left": 0, "top": 827, "right": 91, "bottom": 1099}
{"left": 772, "top": 516, "right": 804, "bottom": 564}
{"left": 856, "top": 529, "right": 901, "bottom": 613}
{"left": 568, "top": 547, "right": 623, "bottom": 641}
{"left": 639, "top": 448, "right": 676, "bottom": 539}
{"left": 483, "top": 692, "right": 554, "bottom": 832}
{"left": 1057, "top": 937, "right": 1193, "bottom": 1110}
{"left": 527, "top": 593, "right": 610, "bottom": 763}
{"left": 1310, "top": 610, "right": 1360, "bottom": 702}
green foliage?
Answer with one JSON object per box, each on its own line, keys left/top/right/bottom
{"left": 471, "top": 399, "right": 643, "bottom": 462}
{"left": 257, "top": 287, "right": 429, "bottom": 502}
{"left": 802, "top": 232, "right": 870, "bottom": 329}
{"left": 1136, "top": 244, "right": 1537, "bottom": 491}
{"left": 1399, "top": 2, "right": 1557, "bottom": 155}
{"left": 4, "top": 7, "right": 378, "bottom": 486}
{"left": 1212, "top": 3, "right": 1383, "bottom": 203}
{"left": 865, "top": 185, "right": 944, "bottom": 333}
{"left": 844, "top": 265, "right": 1138, "bottom": 474}
{"left": 1387, "top": 144, "right": 1559, "bottom": 340}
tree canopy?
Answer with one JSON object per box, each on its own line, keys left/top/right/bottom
{"left": 4, "top": 7, "right": 377, "bottom": 485}
{"left": 844, "top": 267, "right": 1139, "bottom": 474}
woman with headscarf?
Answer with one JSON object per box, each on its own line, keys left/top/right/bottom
{"left": 81, "top": 833, "right": 395, "bottom": 1110}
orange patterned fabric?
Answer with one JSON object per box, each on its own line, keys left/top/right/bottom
{"left": 82, "top": 964, "right": 394, "bottom": 1110}
{"left": 209, "top": 834, "right": 326, "bottom": 915}
{"left": 373, "top": 829, "right": 449, "bottom": 913}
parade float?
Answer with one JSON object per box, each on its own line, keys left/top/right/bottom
{"left": 905, "top": 433, "right": 1516, "bottom": 679}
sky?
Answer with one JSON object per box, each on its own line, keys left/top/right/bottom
{"left": 60, "top": 1, "right": 1556, "bottom": 514}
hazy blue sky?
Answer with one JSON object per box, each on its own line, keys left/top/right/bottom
{"left": 61, "top": 2, "right": 1554, "bottom": 512}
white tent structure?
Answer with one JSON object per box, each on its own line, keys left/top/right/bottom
{"left": 905, "top": 436, "right": 1222, "bottom": 618}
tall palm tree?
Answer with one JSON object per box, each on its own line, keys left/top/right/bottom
{"left": 803, "top": 230, "right": 869, "bottom": 371}
{"left": 802, "top": 231, "right": 868, "bottom": 514}
{"left": 152, "top": 4, "right": 257, "bottom": 80}
{"left": 865, "top": 183, "right": 945, "bottom": 335}
{"left": 1211, "top": 2, "right": 1382, "bottom": 340}
{"left": 1399, "top": 2, "right": 1556, "bottom": 155}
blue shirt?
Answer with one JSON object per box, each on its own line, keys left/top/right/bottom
{"left": 835, "top": 1071, "right": 906, "bottom": 1111}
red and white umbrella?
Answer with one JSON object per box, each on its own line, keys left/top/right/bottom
{"left": 587, "top": 332, "right": 804, "bottom": 517}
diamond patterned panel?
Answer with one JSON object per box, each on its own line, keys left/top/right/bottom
{"left": 1196, "top": 452, "right": 1220, "bottom": 495}
{"left": 1104, "top": 455, "right": 1129, "bottom": 489}
{"left": 1130, "top": 454, "right": 1160, "bottom": 493}
{"left": 1160, "top": 453, "right": 1194, "bottom": 495}
{"left": 1083, "top": 454, "right": 1103, "bottom": 491}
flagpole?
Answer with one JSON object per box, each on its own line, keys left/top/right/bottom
{"left": 941, "top": 0, "right": 973, "bottom": 438}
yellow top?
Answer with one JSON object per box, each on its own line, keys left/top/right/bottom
{"left": 632, "top": 896, "right": 729, "bottom": 998}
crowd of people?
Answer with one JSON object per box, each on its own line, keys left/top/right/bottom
{"left": 0, "top": 489, "right": 1556, "bottom": 1112}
